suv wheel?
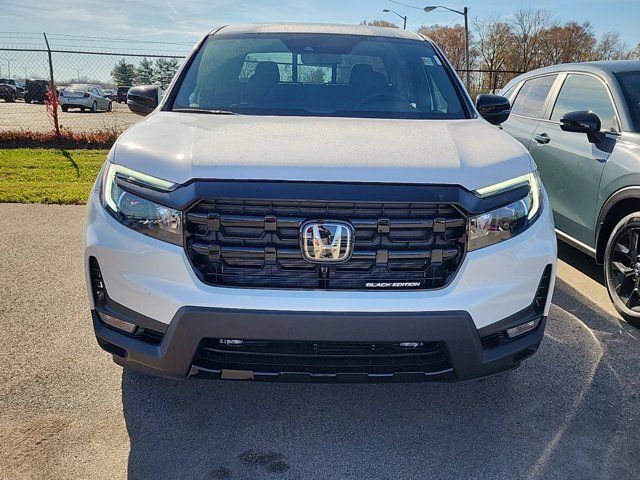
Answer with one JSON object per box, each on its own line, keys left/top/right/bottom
{"left": 91, "top": 101, "right": 97, "bottom": 113}
{"left": 8, "top": 92, "right": 16, "bottom": 103}
{"left": 604, "top": 212, "right": 640, "bottom": 328}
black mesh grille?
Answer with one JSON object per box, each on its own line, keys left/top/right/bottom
{"left": 534, "top": 265, "right": 553, "bottom": 313}
{"left": 193, "top": 339, "right": 452, "bottom": 376}
{"left": 89, "top": 256, "right": 106, "bottom": 304}
{"left": 185, "top": 196, "right": 467, "bottom": 290}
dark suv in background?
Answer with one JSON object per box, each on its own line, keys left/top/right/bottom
{"left": 116, "top": 86, "right": 131, "bottom": 103}
{"left": 24, "top": 79, "right": 49, "bottom": 103}
{"left": 500, "top": 61, "right": 640, "bottom": 327}
{"left": 0, "top": 78, "right": 18, "bottom": 102}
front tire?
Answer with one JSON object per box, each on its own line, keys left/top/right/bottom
{"left": 61, "top": 105, "right": 68, "bottom": 112}
{"left": 604, "top": 212, "right": 640, "bottom": 328}
{"left": 91, "top": 101, "right": 97, "bottom": 113}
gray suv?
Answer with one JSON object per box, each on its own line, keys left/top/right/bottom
{"left": 500, "top": 61, "right": 640, "bottom": 327}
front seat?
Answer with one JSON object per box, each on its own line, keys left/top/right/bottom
{"left": 247, "top": 61, "right": 281, "bottom": 105}
{"left": 349, "top": 64, "right": 389, "bottom": 101}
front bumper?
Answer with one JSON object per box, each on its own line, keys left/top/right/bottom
{"left": 93, "top": 297, "right": 547, "bottom": 381}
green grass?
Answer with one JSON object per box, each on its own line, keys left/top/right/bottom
{"left": 0, "top": 148, "right": 107, "bottom": 204}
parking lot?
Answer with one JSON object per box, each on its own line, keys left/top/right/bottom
{"left": 0, "top": 203, "right": 638, "bottom": 480}
{"left": 0, "top": 100, "right": 140, "bottom": 132}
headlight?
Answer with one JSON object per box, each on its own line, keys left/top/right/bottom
{"left": 468, "top": 172, "right": 543, "bottom": 251}
{"left": 101, "top": 163, "right": 183, "bottom": 245}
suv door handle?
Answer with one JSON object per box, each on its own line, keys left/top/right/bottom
{"left": 533, "top": 133, "right": 551, "bottom": 144}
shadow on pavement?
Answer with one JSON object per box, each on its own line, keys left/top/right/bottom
{"left": 121, "top": 279, "right": 639, "bottom": 480}
{"left": 557, "top": 240, "right": 603, "bottom": 285}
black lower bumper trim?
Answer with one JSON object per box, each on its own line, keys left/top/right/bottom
{"left": 92, "top": 303, "right": 547, "bottom": 382}
{"left": 190, "top": 366, "right": 456, "bottom": 383}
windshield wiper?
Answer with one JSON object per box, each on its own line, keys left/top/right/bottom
{"left": 172, "top": 108, "right": 238, "bottom": 115}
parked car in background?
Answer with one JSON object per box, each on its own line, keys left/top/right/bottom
{"left": 59, "top": 84, "right": 112, "bottom": 112}
{"left": 500, "top": 61, "right": 640, "bottom": 327}
{"left": 116, "top": 85, "right": 130, "bottom": 103}
{"left": 14, "top": 79, "right": 25, "bottom": 99}
{"left": 85, "top": 23, "right": 557, "bottom": 381}
{"left": 24, "top": 79, "right": 49, "bottom": 103}
{"left": 103, "top": 88, "right": 117, "bottom": 101}
{"left": 0, "top": 78, "right": 18, "bottom": 102}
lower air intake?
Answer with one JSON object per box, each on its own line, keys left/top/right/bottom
{"left": 191, "top": 339, "right": 454, "bottom": 380}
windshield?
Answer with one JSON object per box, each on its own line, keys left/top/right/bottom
{"left": 171, "top": 33, "right": 466, "bottom": 119}
{"left": 615, "top": 71, "right": 640, "bottom": 132}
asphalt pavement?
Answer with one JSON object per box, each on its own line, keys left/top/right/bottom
{"left": 0, "top": 100, "right": 140, "bottom": 132}
{"left": 0, "top": 203, "right": 638, "bottom": 480}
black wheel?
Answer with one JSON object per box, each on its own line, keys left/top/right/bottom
{"left": 24, "top": 98, "right": 31, "bottom": 104}
{"left": 604, "top": 212, "right": 640, "bottom": 328}
{"left": 61, "top": 105, "right": 68, "bottom": 112}
{"left": 8, "top": 92, "right": 16, "bottom": 103}
{"left": 91, "top": 101, "right": 97, "bottom": 113}
{"left": 107, "top": 101, "right": 112, "bottom": 112}
{"left": 80, "top": 106, "right": 85, "bottom": 112}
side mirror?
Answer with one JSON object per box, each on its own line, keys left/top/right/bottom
{"left": 127, "top": 85, "right": 159, "bottom": 116}
{"left": 476, "top": 94, "right": 511, "bottom": 125}
{"left": 560, "top": 110, "right": 603, "bottom": 143}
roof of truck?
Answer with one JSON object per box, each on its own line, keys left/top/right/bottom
{"left": 213, "top": 23, "right": 425, "bottom": 41}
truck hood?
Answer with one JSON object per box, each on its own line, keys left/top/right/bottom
{"left": 114, "top": 112, "right": 533, "bottom": 191}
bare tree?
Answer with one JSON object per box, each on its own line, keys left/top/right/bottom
{"left": 594, "top": 32, "right": 632, "bottom": 60}
{"left": 509, "top": 8, "right": 551, "bottom": 71}
{"left": 474, "top": 16, "right": 514, "bottom": 91}
{"left": 361, "top": 20, "right": 398, "bottom": 29}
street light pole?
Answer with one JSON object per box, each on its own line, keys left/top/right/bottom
{"left": 382, "top": 9, "right": 408, "bottom": 30}
{"left": 0, "top": 57, "right": 15, "bottom": 78}
{"left": 424, "top": 5, "right": 470, "bottom": 91}
{"left": 463, "top": 7, "right": 469, "bottom": 91}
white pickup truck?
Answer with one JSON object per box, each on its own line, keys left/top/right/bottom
{"left": 84, "top": 23, "right": 556, "bottom": 382}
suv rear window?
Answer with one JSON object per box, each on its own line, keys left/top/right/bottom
{"left": 511, "top": 75, "right": 556, "bottom": 118}
{"left": 172, "top": 33, "right": 466, "bottom": 119}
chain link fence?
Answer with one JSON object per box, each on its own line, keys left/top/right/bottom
{"left": 0, "top": 32, "right": 188, "bottom": 133}
{"left": 0, "top": 33, "right": 523, "bottom": 135}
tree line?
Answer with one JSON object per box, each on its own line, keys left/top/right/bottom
{"left": 111, "top": 57, "right": 180, "bottom": 89}
{"left": 365, "top": 8, "right": 639, "bottom": 94}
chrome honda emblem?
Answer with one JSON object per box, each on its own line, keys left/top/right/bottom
{"left": 301, "top": 221, "right": 354, "bottom": 263}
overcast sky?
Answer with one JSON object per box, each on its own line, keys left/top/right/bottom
{"left": 1, "top": 0, "right": 638, "bottom": 46}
